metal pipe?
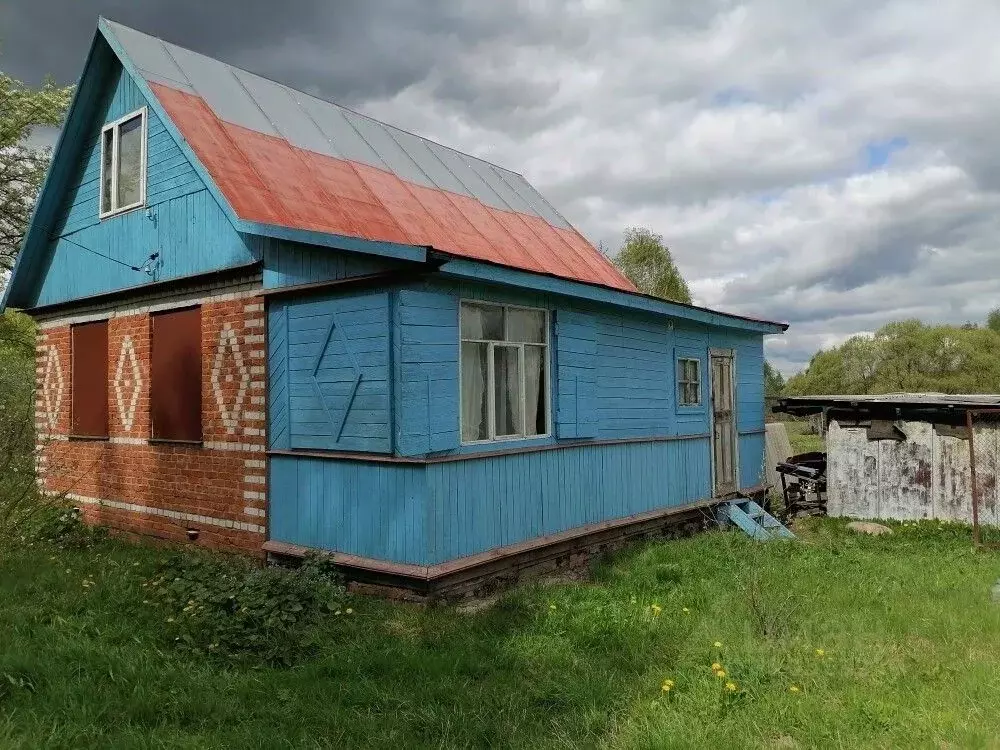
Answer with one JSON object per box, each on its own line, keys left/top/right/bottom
{"left": 966, "top": 409, "right": 981, "bottom": 547}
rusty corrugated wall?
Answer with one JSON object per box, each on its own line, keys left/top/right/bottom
{"left": 827, "top": 419, "right": 1000, "bottom": 525}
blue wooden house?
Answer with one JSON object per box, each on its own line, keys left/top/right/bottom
{"left": 5, "top": 19, "right": 786, "bottom": 593}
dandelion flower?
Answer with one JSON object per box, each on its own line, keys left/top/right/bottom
{"left": 715, "top": 669, "right": 726, "bottom": 679}
{"left": 789, "top": 685, "right": 801, "bottom": 693}
{"left": 815, "top": 648, "right": 825, "bottom": 657}
{"left": 549, "top": 604, "right": 557, "bottom": 611}
{"left": 651, "top": 604, "right": 662, "bottom": 616}
{"left": 682, "top": 607, "right": 690, "bottom": 614}
{"left": 711, "top": 662, "right": 722, "bottom": 672}
{"left": 166, "top": 617, "right": 174, "bottom": 623}
{"left": 725, "top": 682, "right": 737, "bottom": 692}
{"left": 334, "top": 610, "right": 342, "bottom": 616}
{"left": 661, "top": 679, "right": 675, "bottom": 692}
{"left": 346, "top": 608, "right": 354, "bottom": 615}
{"left": 713, "top": 641, "right": 723, "bottom": 648}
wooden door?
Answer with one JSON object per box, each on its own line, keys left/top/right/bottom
{"left": 710, "top": 349, "right": 738, "bottom": 496}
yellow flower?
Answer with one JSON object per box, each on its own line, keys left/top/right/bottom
{"left": 661, "top": 679, "right": 675, "bottom": 692}
{"left": 711, "top": 662, "right": 722, "bottom": 672}
{"left": 815, "top": 648, "right": 825, "bottom": 657}
{"left": 789, "top": 685, "right": 801, "bottom": 693}
{"left": 682, "top": 607, "right": 690, "bottom": 614}
{"left": 713, "top": 641, "right": 723, "bottom": 648}
{"left": 725, "top": 681, "right": 737, "bottom": 692}
{"left": 715, "top": 669, "right": 726, "bottom": 679}
{"left": 549, "top": 604, "right": 557, "bottom": 610}
{"left": 651, "top": 604, "right": 662, "bottom": 616}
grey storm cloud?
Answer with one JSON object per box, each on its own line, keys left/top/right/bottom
{"left": 4, "top": 0, "right": 1000, "bottom": 375}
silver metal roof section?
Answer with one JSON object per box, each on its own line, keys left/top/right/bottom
{"left": 102, "top": 19, "right": 571, "bottom": 228}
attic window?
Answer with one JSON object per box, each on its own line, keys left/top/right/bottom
{"left": 100, "top": 107, "right": 147, "bottom": 217}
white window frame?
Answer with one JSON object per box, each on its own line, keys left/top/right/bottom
{"left": 459, "top": 301, "right": 551, "bottom": 445}
{"left": 677, "top": 356, "right": 702, "bottom": 407}
{"left": 99, "top": 106, "right": 148, "bottom": 219}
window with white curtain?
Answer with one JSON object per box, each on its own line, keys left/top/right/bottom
{"left": 460, "top": 301, "right": 549, "bottom": 443}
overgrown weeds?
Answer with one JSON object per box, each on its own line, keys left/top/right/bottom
{"left": 146, "top": 552, "right": 346, "bottom": 664}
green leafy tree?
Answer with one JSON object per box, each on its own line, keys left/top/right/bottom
{"left": 764, "top": 360, "right": 785, "bottom": 397}
{"left": 785, "top": 320, "right": 1000, "bottom": 396}
{"left": 613, "top": 227, "right": 692, "bottom": 304}
{"left": 987, "top": 308, "right": 1000, "bottom": 334}
{"left": 0, "top": 69, "right": 73, "bottom": 275}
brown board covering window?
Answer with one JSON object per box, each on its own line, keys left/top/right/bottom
{"left": 151, "top": 306, "right": 202, "bottom": 442}
{"left": 71, "top": 320, "right": 109, "bottom": 438}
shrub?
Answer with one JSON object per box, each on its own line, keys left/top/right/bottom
{"left": 148, "top": 552, "right": 346, "bottom": 665}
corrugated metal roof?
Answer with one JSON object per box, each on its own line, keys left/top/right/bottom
{"left": 781, "top": 394, "right": 1000, "bottom": 407}
{"left": 102, "top": 20, "right": 636, "bottom": 292}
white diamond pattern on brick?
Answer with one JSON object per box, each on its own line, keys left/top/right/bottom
{"left": 41, "top": 346, "right": 64, "bottom": 430}
{"left": 113, "top": 336, "right": 142, "bottom": 432}
{"left": 211, "top": 323, "right": 250, "bottom": 434}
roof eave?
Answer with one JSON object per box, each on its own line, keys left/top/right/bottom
{"left": 434, "top": 255, "right": 787, "bottom": 334}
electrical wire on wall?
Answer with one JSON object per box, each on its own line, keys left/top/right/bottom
{"left": 55, "top": 236, "right": 159, "bottom": 276}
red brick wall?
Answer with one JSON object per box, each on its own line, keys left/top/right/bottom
{"left": 35, "top": 292, "right": 267, "bottom": 556}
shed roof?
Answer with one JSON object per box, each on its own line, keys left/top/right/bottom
{"left": 100, "top": 19, "right": 635, "bottom": 293}
{"left": 775, "top": 393, "right": 1000, "bottom": 419}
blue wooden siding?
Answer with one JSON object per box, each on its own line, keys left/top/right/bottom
{"left": 739, "top": 432, "right": 767, "bottom": 489}
{"left": 34, "top": 62, "right": 252, "bottom": 307}
{"left": 263, "top": 239, "right": 405, "bottom": 288}
{"left": 264, "top": 276, "right": 770, "bottom": 565}
{"left": 267, "top": 437, "right": 711, "bottom": 566}
{"left": 393, "top": 290, "right": 460, "bottom": 456}
{"left": 281, "top": 290, "right": 392, "bottom": 453}
{"left": 269, "top": 455, "right": 428, "bottom": 564}
{"left": 267, "top": 300, "right": 291, "bottom": 450}
{"left": 555, "top": 310, "right": 597, "bottom": 438}
{"left": 425, "top": 437, "right": 711, "bottom": 563}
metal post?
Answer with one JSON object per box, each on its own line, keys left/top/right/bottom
{"left": 966, "top": 409, "right": 981, "bottom": 547}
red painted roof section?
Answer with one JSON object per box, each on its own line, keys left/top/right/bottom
{"left": 150, "top": 83, "right": 637, "bottom": 292}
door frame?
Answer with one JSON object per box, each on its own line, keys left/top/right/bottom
{"left": 709, "top": 347, "right": 740, "bottom": 496}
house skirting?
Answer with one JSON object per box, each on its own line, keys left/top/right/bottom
{"left": 264, "top": 487, "right": 766, "bottom": 601}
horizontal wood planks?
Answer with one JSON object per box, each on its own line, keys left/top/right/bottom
{"left": 281, "top": 290, "right": 392, "bottom": 453}
{"left": 394, "top": 289, "right": 460, "bottom": 455}
{"left": 263, "top": 239, "right": 405, "bottom": 288}
{"left": 36, "top": 61, "right": 252, "bottom": 307}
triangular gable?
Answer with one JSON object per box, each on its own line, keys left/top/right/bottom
{"left": 99, "top": 19, "right": 637, "bottom": 294}
{"left": 3, "top": 30, "right": 253, "bottom": 309}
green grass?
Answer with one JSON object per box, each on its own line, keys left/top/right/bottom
{"left": 1, "top": 520, "right": 999, "bottom": 749}
{"left": 783, "top": 420, "right": 826, "bottom": 455}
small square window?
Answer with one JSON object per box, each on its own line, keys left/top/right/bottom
{"left": 677, "top": 357, "right": 701, "bottom": 406}
{"left": 100, "top": 108, "right": 147, "bottom": 217}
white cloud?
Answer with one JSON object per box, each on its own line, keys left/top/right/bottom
{"left": 364, "top": 0, "right": 1000, "bottom": 375}
{"left": 10, "top": 0, "right": 1000, "bottom": 376}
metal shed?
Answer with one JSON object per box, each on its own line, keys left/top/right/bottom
{"left": 775, "top": 394, "right": 1000, "bottom": 527}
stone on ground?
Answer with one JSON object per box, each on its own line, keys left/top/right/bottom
{"left": 846, "top": 521, "right": 893, "bottom": 536}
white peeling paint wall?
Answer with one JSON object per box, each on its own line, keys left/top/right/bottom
{"left": 827, "top": 419, "right": 1000, "bottom": 525}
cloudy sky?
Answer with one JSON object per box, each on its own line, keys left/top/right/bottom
{"left": 4, "top": 0, "right": 1000, "bottom": 374}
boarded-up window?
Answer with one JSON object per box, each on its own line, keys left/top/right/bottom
{"left": 151, "top": 307, "right": 202, "bottom": 442}
{"left": 71, "top": 320, "right": 109, "bottom": 438}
